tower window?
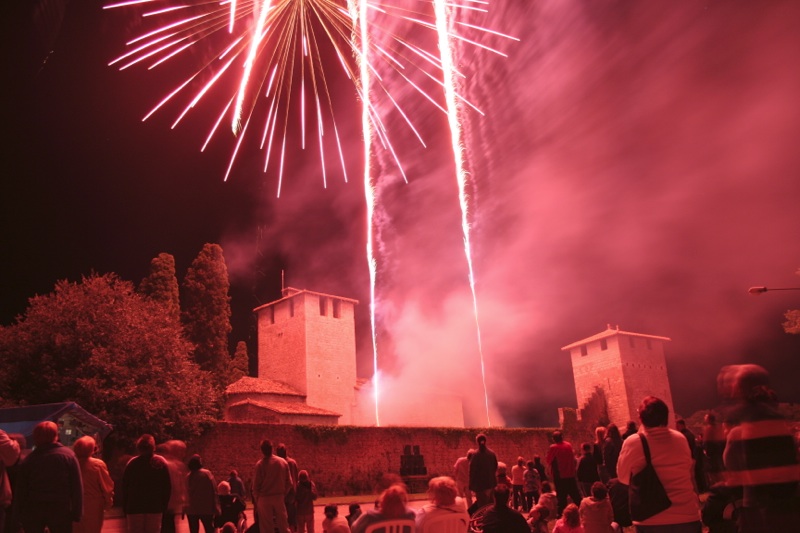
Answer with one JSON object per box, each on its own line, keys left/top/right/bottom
{"left": 268, "top": 306, "right": 275, "bottom": 324}
{"left": 600, "top": 339, "right": 608, "bottom": 351}
{"left": 580, "top": 345, "right": 588, "bottom": 356}
{"left": 333, "top": 299, "right": 341, "bottom": 318}
{"left": 289, "top": 298, "right": 294, "bottom": 317}
{"left": 319, "top": 297, "right": 327, "bottom": 316}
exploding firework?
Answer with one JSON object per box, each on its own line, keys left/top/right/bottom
{"left": 104, "top": 0, "right": 516, "bottom": 426}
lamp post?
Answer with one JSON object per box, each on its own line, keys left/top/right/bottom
{"left": 748, "top": 286, "right": 800, "bottom": 295}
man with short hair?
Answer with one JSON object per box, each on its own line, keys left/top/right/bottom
{"left": 253, "top": 439, "right": 292, "bottom": 533}
{"left": 468, "top": 434, "right": 498, "bottom": 508}
{"left": 275, "top": 443, "right": 298, "bottom": 531}
{"left": 545, "top": 430, "right": 581, "bottom": 517}
{"left": 479, "top": 484, "right": 530, "bottom": 533}
{"left": 15, "top": 421, "right": 83, "bottom": 533}
{"left": 453, "top": 450, "right": 473, "bottom": 507}
{"left": 122, "top": 434, "right": 172, "bottom": 533}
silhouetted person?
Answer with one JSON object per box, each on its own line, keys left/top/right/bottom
{"left": 702, "top": 413, "right": 726, "bottom": 486}
{"left": 159, "top": 440, "right": 188, "bottom": 533}
{"left": 621, "top": 421, "right": 638, "bottom": 440}
{"left": 717, "top": 364, "right": 800, "bottom": 533}
{"left": 294, "top": 470, "right": 317, "bottom": 533}
{"left": 546, "top": 430, "right": 581, "bottom": 517}
{"left": 15, "top": 421, "right": 83, "bottom": 533}
{"left": 186, "top": 455, "right": 218, "bottom": 533}
{"left": 479, "top": 484, "right": 529, "bottom": 533}
{"left": 617, "top": 396, "right": 701, "bottom": 532}
{"left": 252, "top": 439, "right": 291, "bottom": 533}
{"left": 228, "top": 470, "right": 246, "bottom": 501}
{"left": 602, "top": 424, "right": 622, "bottom": 479}
{"left": 122, "top": 434, "right": 171, "bottom": 533}
{"left": 523, "top": 460, "right": 541, "bottom": 510}
{"left": 275, "top": 443, "right": 298, "bottom": 531}
{"left": 0, "top": 429, "right": 20, "bottom": 533}
{"left": 469, "top": 433, "right": 498, "bottom": 508}
{"left": 576, "top": 443, "right": 600, "bottom": 498}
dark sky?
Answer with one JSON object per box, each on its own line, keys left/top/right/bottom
{"left": 2, "top": 0, "right": 800, "bottom": 427}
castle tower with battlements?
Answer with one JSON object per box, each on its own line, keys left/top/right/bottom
{"left": 561, "top": 325, "right": 676, "bottom": 428}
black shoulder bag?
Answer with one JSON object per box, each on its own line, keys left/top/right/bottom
{"left": 628, "top": 434, "right": 672, "bottom": 521}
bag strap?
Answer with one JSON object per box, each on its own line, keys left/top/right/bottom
{"left": 639, "top": 435, "right": 653, "bottom": 465}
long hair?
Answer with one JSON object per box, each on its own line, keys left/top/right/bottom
{"left": 379, "top": 484, "right": 409, "bottom": 519}
{"left": 562, "top": 503, "right": 580, "bottom": 528}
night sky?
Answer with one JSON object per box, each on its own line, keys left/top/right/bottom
{"left": 3, "top": 0, "right": 800, "bottom": 427}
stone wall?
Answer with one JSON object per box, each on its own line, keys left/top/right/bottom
{"left": 189, "top": 420, "right": 599, "bottom": 496}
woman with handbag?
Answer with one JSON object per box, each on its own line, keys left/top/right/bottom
{"left": 617, "top": 396, "right": 701, "bottom": 533}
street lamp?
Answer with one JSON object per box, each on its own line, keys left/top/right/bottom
{"left": 748, "top": 286, "right": 800, "bottom": 295}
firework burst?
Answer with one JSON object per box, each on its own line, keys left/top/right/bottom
{"left": 105, "top": 0, "right": 516, "bottom": 426}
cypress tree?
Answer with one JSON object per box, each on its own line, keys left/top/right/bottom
{"left": 139, "top": 252, "right": 180, "bottom": 322}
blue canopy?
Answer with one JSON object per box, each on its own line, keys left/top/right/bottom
{"left": 0, "top": 402, "right": 113, "bottom": 448}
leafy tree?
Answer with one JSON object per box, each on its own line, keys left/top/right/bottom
{"left": 228, "top": 341, "right": 251, "bottom": 384}
{"left": 181, "top": 244, "right": 232, "bottom": 384}
{"left": 0, "top": 273, "right": 218, "bottom": 443}
{"left": 138, "top": 252, "right": 181, "bottom": 322}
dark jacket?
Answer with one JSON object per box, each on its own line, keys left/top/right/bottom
{"left": 16, "top": 442, "right": 83, "bottom": 521}
{"left": 469, "top": 446, "right": 498, "bottom": 492}
{"left": 481, "top": 505, "right": 530, "bottom": 533}
{"left": 122, "top": 453, "right": 171, "bottom": 514}
{"left": 295, "top": 480, "right": 317, "bottom": 515}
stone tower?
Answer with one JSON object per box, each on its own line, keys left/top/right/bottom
{"left": 561, "top": 325, "right": 676, "bottom": 428}
{"left": 254, "top": 287, "right": 358, "bottom": 424}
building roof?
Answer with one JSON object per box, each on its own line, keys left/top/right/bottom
{"left": 253, "top": 286, "right": 359, "bottom": 313}
{"left": 225, "top": 376, "right": 304, "bottom": 397}
{"left": 228, "top": 399, "right": 341, "bottom": 417}
{"left": 561, "top": 325, "right": 672, "bottom": 351}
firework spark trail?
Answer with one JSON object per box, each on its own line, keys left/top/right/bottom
{"left": 433, "top": 0, "right": 491, "bottom": 427}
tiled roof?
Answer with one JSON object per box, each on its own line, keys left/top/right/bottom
{"left": 225, "top": 377, "right": 303, "bottom": 397}
{"left": 561, "top": 326, "right": 671, "bottom": 351}
{"left": 228, "top": 399, "right": 341, "bottom": 417}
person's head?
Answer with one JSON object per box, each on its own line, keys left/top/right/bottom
{"left": 581, "top": 442, "right": 592, "bottom": 454}
{"left": 541, "top": 481, "right": 552, "bottom": 493}
{"left": 378, "top": 484, "right": 408, "bottom": 519}
{"left": 427, "top": 476, "right": 458, "bottom": 506}
{"left": 717, "top": 364, "right": 771, "bottom": 402}
{"left": 527, "top": 460, "right": 535, "bottom": 470}
{"left": 552, "top": 430, "right": 563, "bottom": 443}
{"left": 348, "top": 503, "right": 362, "bottom": 516}
{"left": 298, "top": 470, "right": 309, "bottom": 482}
{"left": 562, "top": 503, "right": 580, "bottom": 528}
{"left": 493, "top": 484, "right": 511, "bottom": 508}
{"left": 162, "top": 439, "right": 187, "bottom": 460}
{"left": 32, "top": 421, "right": 59, "bottom": 448}
{"left": 229, "top": 469, "right": 239, "bottom": 478}
{"left": 217, "top": 481, "right": 231, "bottom": 495}
{"left": 529, "top": 504, "right": 549, "bottom": 522}
{"left": 638, "top": 396, "right": 669, "bottom": 428}
{"left": 275, "top": 443, "right": 288, "bottom": 459}
{"left": 626, "top": 421, "right": 638, "bottom": 433}
{"left": 533, "top": 454, "right": 542, "bottom": 464}
{"left": 496, "top": 463, "right": 507, "bottom": 476}
{"left": 466, "top": 450, "right": 474, "bottom": 461}
{"left": 73, "top": 435, "right": 96, "bottom": 460}
{"left": 324, "top": 504, "right": 339, "bottom": 519}
{"left": 676, "top": 418, "right": 687, "bottom": 431}
{"left": 590, "top": 481, "right": 607, "bottom": 501}
{"left": 136, "top": 434, "right": 156, "bottom": 456}
{"left": 595, "top": 426, "right": 606, "bottom": 442}
{"left": 187, "top": 454, "right": 203, "bottom": 471}
{"left": 606, "top": 423, "right": 621, "bottom": 442}
{"left": 220, "top": 523, "right": 236, "bottom": 533}
{"left": 475, "top": 433, "right": 487, "bottom": 447}
{"left": 260, "top": 439, "right": 273, "bottom": 457}
{"left": 517, "top": 456, "right": 525, "bottom": 467}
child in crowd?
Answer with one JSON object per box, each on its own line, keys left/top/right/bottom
{"left": 528, "top": 504, "right": 550, "bottom": 533}
{"left": 579, "top": 482, "right": 616, "bottom": 533}
{"left": 322, "top": 504, "right": 351, "bottom": 533}
{"left": 345, "top": 503, "right": 362, "bottom": 528}
{"left": 295, "top": 470, "right": 318, "bottom": 533}
{"left": 553, "top": 503, "right": 585, "bottom": 533}
{"left": 577, "top": 443, "right": 601, "bottom": 498}
{"left": 538, "top": 481, "right": 558, "bottom": 520}
{"left": 216, "top": 481, "right": 246, "bottom": 529}
{"left": 524, "top": 460, "right": 542, "bottom": 511}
